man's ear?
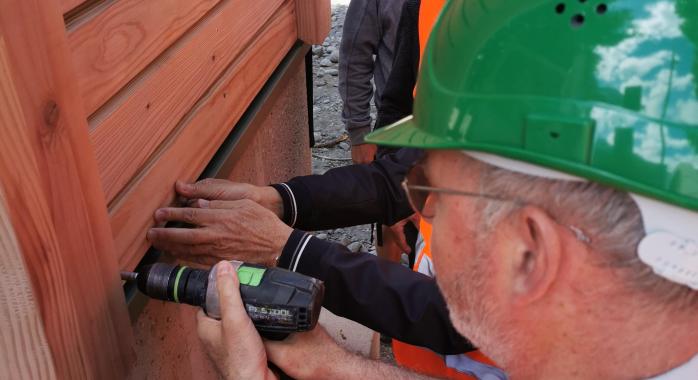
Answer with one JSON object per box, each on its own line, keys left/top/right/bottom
{"left": 510, "top": 206, "right": 563, "bottom": 304}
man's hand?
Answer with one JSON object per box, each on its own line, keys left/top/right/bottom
{"left": 197, "top": 261, "right": 276, "bottom": 380}
{"left": 351, "top": 143, "right": 378, "bottom": 164}
{"left": 387, "top": 214, "right": 419, "bottom": 254}
{"left": 176, "top": 179, "right": 284, "bottom": 218}
{"left": 265, "top": 326, "right": 348, "bottom": 380}
{"left": 265, "top": 327, "right": 431, "bottom": 379}
{"left": 147, "top": 199, "right": 292, "bottom": 266}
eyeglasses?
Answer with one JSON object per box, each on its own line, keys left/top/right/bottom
{"left": 402, "top": 161, "right": 592, "bottom": 245}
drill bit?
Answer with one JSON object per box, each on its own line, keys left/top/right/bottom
{"left": 121, "top": 271, "right": 138, "bottom": 282}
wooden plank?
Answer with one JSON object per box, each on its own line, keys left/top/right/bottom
{"left": 109, "top": 1, "right": 298, "bottom": 270}
{"left": 90, "top": 0, "right": 285, "bottom": 204}
{"left": 0, "top": 155, "right": 57, "bottom": 380}
{"left": 60, "top": 0, "right": 84, "bottom": 15}
{"left": 0, "top": 0, "right": 133, "bottom": 377}
{"left": 67, "top": 0, "right": 221, "bottom": 115}
{"left": 295, "top": 0, "right": 331, "bottom": 44}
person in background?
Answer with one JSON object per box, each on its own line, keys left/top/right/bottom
{"left": 339, "top": 0, "right": 414, "bottom": 307}
{"left": 339, "top": 0, "right": 405, "bottom": 164}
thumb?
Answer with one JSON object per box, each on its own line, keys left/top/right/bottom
{"left": 390, "top": 220, "right": 412, "bottom": 254}
{"left": 215, "top": 261, "right": 249, "bottom": 329}
{"left": 395, "top": 229, "right": 412, "bottom": 254}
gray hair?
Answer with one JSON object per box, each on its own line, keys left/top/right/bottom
{"left": 474, "top": 159, "right": 698, "bottom": 310}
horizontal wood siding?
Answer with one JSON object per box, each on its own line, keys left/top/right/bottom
{"left": 67, "top": 0, "right": 221, "bottom": 115}
{"left": 89, "top": 0, "right": 285, "bottom": 204}
{"left": 108, "top": 1, "right": 298, "bottom": 270}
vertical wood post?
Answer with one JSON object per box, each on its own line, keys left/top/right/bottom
{"left": 0, "top": 0, "right": 134, "bottom": 378}
{"left": 0, "top": 188, "right": 57, "bottom": 380}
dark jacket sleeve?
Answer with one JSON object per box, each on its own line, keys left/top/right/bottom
{"left": 271, "top": 148, "right": 422, "bottom": 230}
{"left": 278, "top": 229, "right": 474, "bottom": 355}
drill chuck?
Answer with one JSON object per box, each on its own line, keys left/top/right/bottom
{"left": 122, "top": 262, "right": 324, "bottom": 339}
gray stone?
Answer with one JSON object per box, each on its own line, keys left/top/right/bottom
{"left": 339, "top": 236, "right": 352, "bottom": 246}
{"left": 326, "top": 69, "right": 339, "bottom": 77}
{"left": 315, "top": 233, "right": 328, "bottom": 240}
{"left": 320, "top": 58, "right": 333, "bottom": 67}
{"left": 347, "top": 242, "right": 362, "bottom": 253}
{"left": 329, "top": 50, "right": 340, "bottom": 63}
{"left": 312, "top": 46, "right": 324, "bottom": 56}
{"left": 313, "top": 132, "right": 322, "bottom": 141}
{"left": 339, "top": 142, "right": 350, "bottom": 151}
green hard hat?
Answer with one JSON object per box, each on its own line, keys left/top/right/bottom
{"left": 366, "top": 0, "right": 698, "bottom": 212}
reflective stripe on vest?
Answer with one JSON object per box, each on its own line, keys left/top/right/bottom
{"left": 414, "top": 221, "right": 435, "bottom": 276}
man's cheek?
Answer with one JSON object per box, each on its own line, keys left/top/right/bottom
{"left": 430, "top": 227, "right": 451, "bottom": 276}
{"left": 432, "top": 226, "right": 466, "bottom": 290}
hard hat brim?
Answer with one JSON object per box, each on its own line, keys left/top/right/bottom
{"left": 365, "top": 116, "right": 465, "bottom": 149}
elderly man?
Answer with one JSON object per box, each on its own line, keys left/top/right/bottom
{"left": 151, "top": 0, "right": 698, "bottom": 378}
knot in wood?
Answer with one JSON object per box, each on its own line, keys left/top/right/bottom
{"left": 43, "top": 100, "right": 60, "bottom": 128}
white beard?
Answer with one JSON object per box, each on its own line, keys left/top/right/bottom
{"left": 437, "top": 236, "right": 522, "bottom": 373}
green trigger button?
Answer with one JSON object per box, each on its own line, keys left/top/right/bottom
{"left": 237, "top": 267, "right": 265, "bottom": 287}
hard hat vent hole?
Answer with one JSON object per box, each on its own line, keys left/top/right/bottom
{"left": 550, "top": 131, "right": 561, "bottom": 139}
{"left": 571, "top": 14, "right": 585, "bottom": 28}
{"left": 555, "top": 3, "right": 566, "bottom": 14}
{"left": 596, "top": 4, "right": 607, "bottom": 14}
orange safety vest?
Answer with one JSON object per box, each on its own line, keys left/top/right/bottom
{"left": 394, "top": 3, "right": 505, "bottom": 377}
{"left": 418, "top": 0, "right": 447, "bottom": 65}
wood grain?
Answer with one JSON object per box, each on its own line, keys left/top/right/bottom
{"left": 89, "top": 0, "right": 285, "bottom": 204}
{"left": 109, "top": 1, "right": 299, "bottom": 270}
{"left": 67, "top": 0, "right": 221, "bottom": 115}
{"left": 0, "top": 0, "right": 133, "bottom": 377}
{"left": 295, "top": 0, "right": 331, "bottom": 44}
{"left": 0, "top": 84, "right": 57, "bottom": 380}
{"left": 60, "top": 0, "right": 83, "bottom": 15}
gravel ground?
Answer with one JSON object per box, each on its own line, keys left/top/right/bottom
{"left": 310, "top": 2, "right": 395, "bottom": 365}
{"left": 309, "top": 4, "right": 375, "bottom": 258}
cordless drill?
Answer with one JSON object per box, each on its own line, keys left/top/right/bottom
{"left": 121, "top": 261, "right": 324, "bottom": 340}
